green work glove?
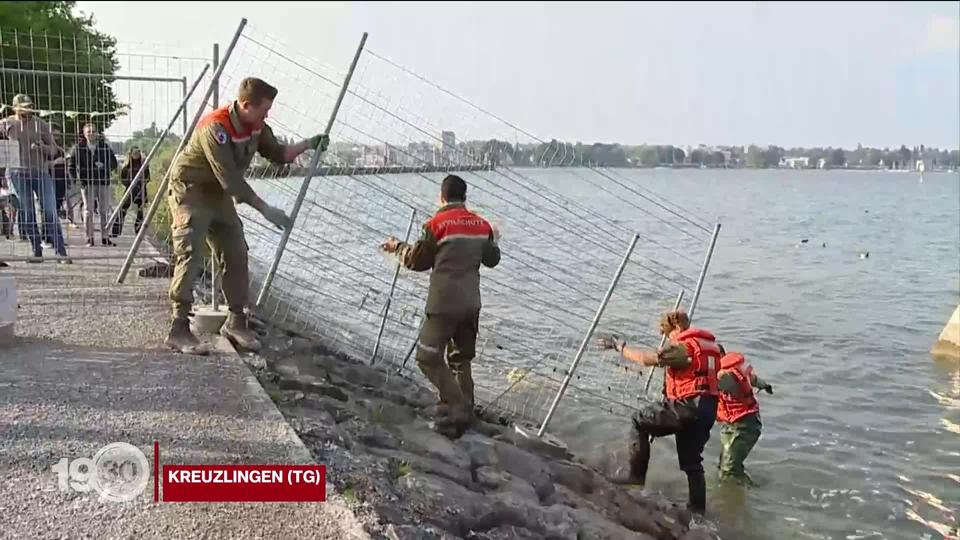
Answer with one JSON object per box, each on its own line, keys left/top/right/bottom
{"left": 308, "top": 133, "right": 329, "bottom": 152}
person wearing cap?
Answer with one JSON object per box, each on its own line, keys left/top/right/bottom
{"left": 0, "top": 94, "right": 68, "bottom": 261}
{"left": 164, "top": 77, "right": 329, "bottom": 355}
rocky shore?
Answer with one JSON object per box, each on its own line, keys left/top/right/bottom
{"left": 246, "top": 334, "right": 720, "bottom": 540}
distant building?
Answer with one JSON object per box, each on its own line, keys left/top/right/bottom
{"left": 817, "top": 158, "right": 827, "bottom": 169}
{"left": 440, "top": 131, "right": 456, "bottom": 163}
{"left": 781, "top": 156, "right": 810, "bottom": 169}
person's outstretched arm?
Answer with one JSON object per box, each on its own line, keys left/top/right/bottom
{"left": 598, "top": 337, "right": 691, "bottom": 368}
{"left": 383, "top": 225, "right": 437, "bottom": 272}
{"left": 257, "top": 125, "right": 329, "bottom": 164}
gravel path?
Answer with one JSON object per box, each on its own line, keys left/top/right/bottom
{"left": 1, "top": 222, "right": 371, "bottom": 539}
{"left": 0, "top": 342, "right": 370, "bottom": 539}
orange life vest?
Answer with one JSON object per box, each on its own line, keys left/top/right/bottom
{"left": 665, "top": 328, "right": 721, "bottom": 400}
{"left": 716, "top": 352, "right": 760, "bottom": 423}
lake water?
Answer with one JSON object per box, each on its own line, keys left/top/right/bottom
{"left": 248, "top": 168, "right": 959, "bottom": 540}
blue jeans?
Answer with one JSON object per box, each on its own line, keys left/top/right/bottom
{"left": 10, "top": 169, "right": 67, "bottom": 256}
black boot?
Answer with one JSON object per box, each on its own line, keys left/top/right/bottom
{"left": 686, "top": 471, "right": 707, "bottom": 515}
{"left": 626, "top": 434, "right": 651, "bottom": 486}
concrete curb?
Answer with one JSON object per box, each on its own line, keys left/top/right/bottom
{"left": 234, "top": 355, "right": 372, "bottom": 540}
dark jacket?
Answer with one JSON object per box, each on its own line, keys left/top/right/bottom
{"left": 68, "top": 139, "right": 118, "bottom": 186}
{"left": 119, "top": 157, "right": 151, "bottom": 187}
{"left": 396, "top": 202, "right": 500, "bottom": 314}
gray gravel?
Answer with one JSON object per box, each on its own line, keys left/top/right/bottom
{"left": 0, "top": 341, "right": 370, "bottom": 539}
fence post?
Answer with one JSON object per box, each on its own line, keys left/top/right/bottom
{"left": 105, "top": 64, "right": 210, "bottom": 235}
{"left": 537, "top": 233, "right": 639, "bottom": 437}
{"left": 180, "top": 77, "right": 188, "bottom": 136}
{"left": 641, "top": 288, "right": 684, "bottom": 394}
{"left": 370, "top": 208, "right": 417, "bottom": 364}
{"left": 255, "top": 32, "right": 369, "bottom": 308}
{"left": 210, "top": 42, "right": 221, "bottom": 311}
{"left": 687, "top": 223, "right": 721, "bottom": 320}
{"left": 116, "top": 18, "right": 248, "bottom": 284}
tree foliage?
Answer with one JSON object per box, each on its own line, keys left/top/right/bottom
{"left": 0, "top": 1, "right": 122, "bottom": 145}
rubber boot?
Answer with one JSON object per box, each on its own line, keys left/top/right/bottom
{"left": 164, "top": 318, "right": 210, "bottom": 355}
{"left": 626, "top": 434, "right": 651, "bottom": 487}
{"left": 220, "top": 312, "right": 262, "bottom": 352}
{"left": 686, "top": 471, "right": 707, "bottom": 515}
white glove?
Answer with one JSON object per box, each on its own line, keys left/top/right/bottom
{"left": 260, "top": 205, "right": 291, "bottom": 231}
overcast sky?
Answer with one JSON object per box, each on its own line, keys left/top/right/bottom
{"left": 76, "top": 1, "right": 960, "bottom": 149}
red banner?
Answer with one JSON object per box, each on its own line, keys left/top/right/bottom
{"left": 162, "top": 465, "right": 326, "bottom": 502}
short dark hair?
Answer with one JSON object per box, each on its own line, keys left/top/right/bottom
{"left": 238, "top": 77, "right": 278, "bottom": 105}
{"left": 441, "top": 174, "right": 467, "bottom": 202}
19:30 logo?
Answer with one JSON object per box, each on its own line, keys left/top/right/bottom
{"left": 52, "top": 443, "right": 150, "bottom": 502}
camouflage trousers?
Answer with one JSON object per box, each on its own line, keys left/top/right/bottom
{"left": 168, "top": 186, "right": 248, "bottom": 320}
{"left": 415, "top": 310, "right": 479, "bottom": 409}
{"left": 718, "top": 412, "right": 762, "bottom": 483}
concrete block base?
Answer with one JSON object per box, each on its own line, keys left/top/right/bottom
{"left": 931, "top": 305, "right": 960, "bottom": 362}
{"left": 191, "top": 307, "right": 228, "bottom": 335}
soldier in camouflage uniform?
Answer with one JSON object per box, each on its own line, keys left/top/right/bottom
{"left": 164, "top": 77, "right": 328, "bottom": 355}
{"left": 382, "top": 175, "right": 501, "bottom": 437}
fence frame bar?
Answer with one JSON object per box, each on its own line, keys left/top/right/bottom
{"left": 537, "top": 233, "right": 639, "bottom": 437}
{"left": 105, "top": 64, "right": 211, "bottom": 235}
{"left": 370, "top": 208, "right": 417, "bottom": 364}
{"left": 255, "top": 32, "right": 369, "bottom": 308}
{"left": 115, "top": 18, "right": 248, "bottom": 284}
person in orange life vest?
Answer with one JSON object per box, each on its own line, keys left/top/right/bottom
{"left": 715, "top": 345, "right": 772, "bottom": 484}
{"left": 598, "top": 310, "right": 721, "bottom": 515}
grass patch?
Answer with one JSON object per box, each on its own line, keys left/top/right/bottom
{"left": 341, "top": 485, "right": 359, "bottom": 504}
{"left": 396, "top": 461, "right": 412, "bottom": 478}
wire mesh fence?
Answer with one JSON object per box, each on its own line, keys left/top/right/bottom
{"left": 173, "top": 22, "right": 724, "bottom": 431}
{"left": 0, "top": 26, "right": 211, "bottom": 262}
{"left": 0, "top": 27, "right": 215, "bottom": 331}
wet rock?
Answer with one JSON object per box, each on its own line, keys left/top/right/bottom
{"left": 365, "top": 400, "right": 416, "bottom": 425}
{"left": 290, "top": 336, "right": 313, "bottom": 354}
{"left": 342, "top": 363, "right": 388, "bottom": 388}
{"left": 493, "top": 502, "right": 579, "bottom": 539}
{"left": 398, "top": 472, "right": 493, "bottom": 531}
{"left": 492, "top": 440, "right": 554, "bottom": 501}
{"left": 471, "top": 419, "right": 509, "bottom": 439}
{"left": 399, "top": 424, "right": 471, "bottom": 469}
{"left": 475, "top": 466, "right": 512, "bottom": 489}
{"left": 678, "top": 528, "right": 720, "bottom": 540}
{"left": 583, "top": 440, "right": 635, "bottom": 484}
{"left": 548, "top": 460, "right": 598, "bottom": 494}
{"left": 571, "top": 507, "right": 656, "bottom": 540}
{"left": 243, "top": 355, "right": 267, "bottom": 371}
{"left": 478, "top": 525, "right": 540, "bottom": 539}
{"left": 542, "top": 484, "right": 593, "bottom": 510}
{"left": 356, "top": 425, "right": 402, "bottom": 451}
{"left": 385, "top": 523, "right": 456, "bottom": 540}
{"left": 301, "top": 395, "right": 356, "bottom": 423}
{"left": 294, "top": 413, "right": 355, "bottom": 450}
{"left": 370, "top": 447, "right": 472, "bottom": 487}
{"left": 496, "top": 425, "right": 572, "bottom": 461}
{"left": 494, "top": 476, "right": 539, "bottom": 506}
{"left": 457, "top": 433, "right": 498, "bottom": 468}
{"left": 274, "top": 362, "right": 300, "bottom": 380}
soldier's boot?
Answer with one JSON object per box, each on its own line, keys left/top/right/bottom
{"left": 220, "top": 312, "right": 262, "bottom": 352}
{"left": 686, "top": 471, "right": 707, "bottom": 515}
{"left": 164, "top": 318, "right": 210, "bottom": 355}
